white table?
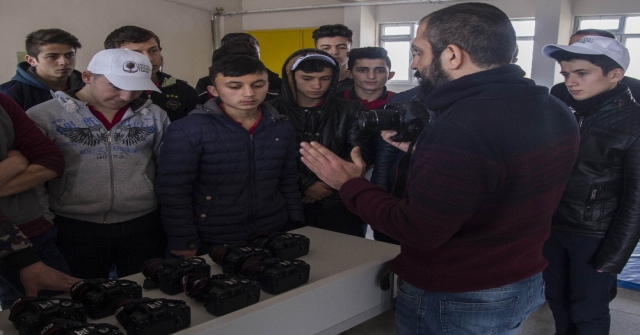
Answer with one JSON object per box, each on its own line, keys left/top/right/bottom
{"left": 0, "top": 227, "right": 400, "bottom": 335}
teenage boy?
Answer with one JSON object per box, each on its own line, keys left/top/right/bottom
{"left": 550, "top": 29, "right": 640, "bottom": 102}
{"left": 268, "top": 49, "right": 371, "bottom": 237}
{"left": 344, "top": 47, "right": 395, "bottom": 109}
{"left": 195, "top": 33, "right": 282, "bottom": 103}
{"left": 542, "top": 36, "right": 640, "bottom": 334}
{"left": 0, "top": 29, "right": 83, "bottom": 111}
{"left": 26, "top": 49, "right": 169, "bottom": 279}
{"left": 312, "top": 24, "right": 353, "bottom": 91}
{"left": 0, "top": 93, "right": 78, "bottom": 309}
{"left": 104, "top": 26, "right": 198, "bottom": 122}
{"left": 155, "top": 55, "right": 303, "bottom": 258}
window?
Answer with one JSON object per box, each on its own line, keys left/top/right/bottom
{"left": 512, "top": 19, "right": 535, "bottom": 78}
{"left": 380, "top": 23, "right": 416, "bottom": 83}
{"left": 575, "top": 15, "right": 640, "bottom": 79}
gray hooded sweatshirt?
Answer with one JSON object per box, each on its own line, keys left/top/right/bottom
{"left": 27, "top": 91, "right": 170, "bottom": 223}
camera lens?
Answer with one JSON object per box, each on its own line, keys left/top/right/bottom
{"left": 182, "top": 273, "right": 210, "bottom": 301}
{"left": 140, "top": 258, "right": 165, "bottom": 282}
{"left": 358, "top": 110, "right": 401, "bottom": 131}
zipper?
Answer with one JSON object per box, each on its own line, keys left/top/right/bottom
{"left": 248, "top": 134, "right": 257, "bottom": 218}
{"left": 578, "top": 115, "right": 585, "bottom": 128}
{"left": 104, "top": 130, "right": 115, "bottom": 223}
{"left": 583, "top": 185, "right": 598, "bottom": 221}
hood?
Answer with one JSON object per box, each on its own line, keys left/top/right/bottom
{"left": 11, "top": 61, "right": 84, "bottom": 91}
{"left": 51, "top": 90, "right": 154, "bottom": 114}
{"left": 279, "top": 48, "right": 340, "bottom": 110}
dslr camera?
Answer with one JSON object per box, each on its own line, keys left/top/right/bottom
{"left": 70, "top": 278, "right": 142, "bottom": 319}
{"left": 183, "top": 273, "right": 261, "bottom": 316}
{"left": 246, "top": 232, "right": 310, "bottom": 260}
{"left": 358, "top": 102, "right": 424, "bottom": 142}
{"left": 209, "top": 245, "right": 271, "bottom": 274}
{"left": 141, "top": 257, "right": 211, "bottom": 295}
{"left": 113, "top": 297, "right": 190, "bottom": 335}
{"left": 239, "top": 256, "right": 310, "bottom": 295}
{"left": 39, "top": 319, "right": 123, "bottom": 335}
{"left": 9, "top": 297, "right": 87, "bottom": 335}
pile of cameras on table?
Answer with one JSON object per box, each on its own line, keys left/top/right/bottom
{"left": 8, "top": 232, "right": 311, "bottom": 335}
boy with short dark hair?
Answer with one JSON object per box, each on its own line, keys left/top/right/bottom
{"left": 0, "top": 29, "right": 84, "bottom": 110}
{"left": 104, "top": 25, "right": 198, "bottom": 121}
{"left": 312, "top": 24, "right": 353, "bottom": 91}
{"left": 268, "top": 49, "right": 371, "bottom": 237}
{"left": 344, "top": 47, "right": 395, "bottom": 109}
{"left": 155, "top": 55, "right": 303, "bottom": 259}
{"left": 542, "top": 35, "right": 640, "bottom": 334}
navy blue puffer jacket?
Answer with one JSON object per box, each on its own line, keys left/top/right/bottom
{"left": 155, "top": 98, "right": 303, "bottom": 250}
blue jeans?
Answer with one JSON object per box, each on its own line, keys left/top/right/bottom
{"left": 0, "top": 227, "right": 72, "bottom": 309}
{"left": 396, "top": 273, "right": 545, "bottom": 335}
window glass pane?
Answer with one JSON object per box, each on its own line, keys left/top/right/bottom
{"left": 514, "top": 40, "right": 534, "bottom": 78}
{"left": 625, "top": 17, "right": 640, "bottom": 34}
{"left": 383, "top": 41, "right": 411, "bottom": 81}
{"left": 511, "top": 20, "right": 535, "bottom": 37}
{"left": 579, "top": 19, "right": 620, "bottom": 30}
{"left": 383, "top": 26, "right": 411, "bottom": 36}
{"left": 625, "top": 38, "right": 640, "bottom": 80}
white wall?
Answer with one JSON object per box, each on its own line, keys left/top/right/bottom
{"left": 0, "top": 0, "right": 212, "bottom": 87}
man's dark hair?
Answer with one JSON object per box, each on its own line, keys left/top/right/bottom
{"left": 573, "top": 29, "right": 615, "bottom": 39}
{"left": 312, "top": 24, "right": 353, "bottom": 44}
{"left": 347, "top": 47, "right": 391, "bottom": 70}
{"left": 209, "top": 55, "right": 267, "bottom": 86}
{"left": 550, "top": 50, "right": 622, "bottom": 75}
{"left": 221, "top": 33, "right": 259, "bottom": 47}
{"left": 25, "top": 29, "right": 82, "bottom": 59}
{"left": 419, "top": 2, "right": 516, "bottom": 68}
{"left": 104, "top": 26, "right": 161, "bottom": 50}
{"left": 212, "top": 41, "right": 259, "bottom": 65}
{"left": 294, "top": 59, "right": 334, "bottom": 74}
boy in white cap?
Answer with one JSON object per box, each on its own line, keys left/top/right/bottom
{"left": 542, "top": 36, "right": 640, "bottom": 334}
{"left": 26, "top": 49, "right": 170, "bottom": 279}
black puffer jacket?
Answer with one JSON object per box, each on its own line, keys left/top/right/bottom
{"left": 553, "top": 86, "right": 640, "bottom": 273}
{"left": 155, "top": 99, "right": 303, "bottom": 249}
{"left": 268, "top": 49, "right": 371, "bottom": 194}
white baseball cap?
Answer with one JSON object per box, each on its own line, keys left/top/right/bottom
{"left": 542, "top": 35, "right": 630, "bottom": 71}
{"left": 87, "top": 49, "right": 161, "bottom": 92}
{"left": 291, "top": 53, "right": 336, "bottom": 70}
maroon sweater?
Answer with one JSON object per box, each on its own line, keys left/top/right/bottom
{"left": 340, "top": 65, "right": 580, "bottom": 292}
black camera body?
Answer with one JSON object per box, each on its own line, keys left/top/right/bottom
{"left": 39, "top": 319, "right": 123, "bottom": 335}
{"left": 246, "top": 233, "right": 310, "bottom": 260}
{"left": 239, "top": 257, "right": 310, "bottom": 295}
{"left": 183, "top": 274, "right": 261, "bottom": 316}
{"left": 70, "top": 278, "right": 142, "bottom": 319}
{"left": 113, "top": 297, "right": 190, "bottom": 335}
{"left": 210, "top": 245, "right": 271, "bottom": 275}
{"left": 141, "top": 257, "right": 211, "bottom": 295}
{"left": 9, "top": 297, "right": 87, "bottom": 335}
{"left": 358, "top": 102, "right": 424, "bottom": 142}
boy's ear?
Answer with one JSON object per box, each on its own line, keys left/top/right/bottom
{"left": 207, "top": 85, "right": 219, "bottom": 97}
{"left": 346, "top": 69, "right": 353, "bottom": 79}
{"left": 25, "top": 54, "right": 38, "bottom": 67}
{"left": 388, "top": 71, "right": 395, "bottom": 80}
{"left": 609, "top": 68, "right": 625, "bottom": 83}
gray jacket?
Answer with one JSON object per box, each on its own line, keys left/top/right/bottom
{"left": 27, "top": 92, "right": 170, "bottom": 223}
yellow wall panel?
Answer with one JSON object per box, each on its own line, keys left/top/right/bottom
{"left": 248, "top": 28, "right": 318, "bottom": 77}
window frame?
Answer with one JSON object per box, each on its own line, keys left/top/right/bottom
{"left": 379, "top": 22, "right": 417, "bottom": 84}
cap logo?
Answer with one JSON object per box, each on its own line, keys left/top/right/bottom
{"left": 123, "top": 61, "right": 139, "bottom": 73}
{"left": 578, "top": 37, "right": 594, "bottom": 44}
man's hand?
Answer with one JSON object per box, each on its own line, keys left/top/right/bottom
{"left": 300, "top": 142, "right": 366, "bottom": 190}
{"left": 303, "top": 181, "right": 333, "bottom": 203}
{"left": 19, "top": 261, "right": 81, "bottom": 296}
{"left": 170, "top": 249, "right": 197, "bottom": 259}
{"left": 381, "top": 131, "right": 413, "bottom": 153}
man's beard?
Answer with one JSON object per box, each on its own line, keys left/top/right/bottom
{"left": 419, "top": 55, "right": 452, "bottom": 96}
